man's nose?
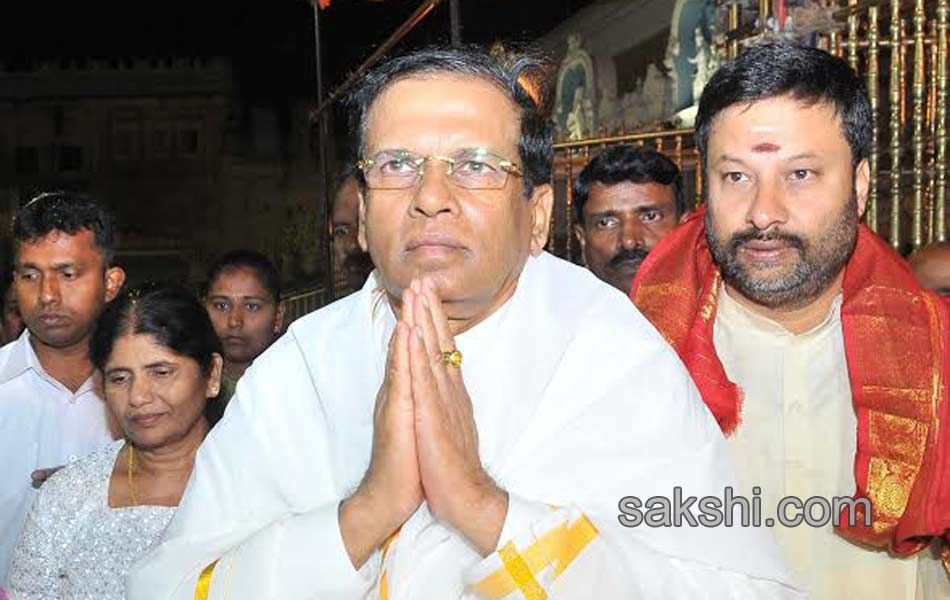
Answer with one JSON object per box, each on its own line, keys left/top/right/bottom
{"left": 409, "top": 161, "right": 460, "bottom": 218}
{"left": 747, "top": 178, "right": 789, "bottom": 231}
{"left": 620, "top": 217, "right": 646, "bottom": 250}
{"left": 39, "top": 275, "right": 60, "bottom": 305}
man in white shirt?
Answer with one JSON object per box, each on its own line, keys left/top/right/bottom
{"left": 130, "top": 46, "right": 800, "bottom": 599}
{"left": 0, "top": 192, "right": 125, "bottom": 584}
{"left": 633, "top": 43, "right": 950, "bottom": 599}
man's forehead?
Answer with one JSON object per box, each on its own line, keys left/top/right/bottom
{"left": 370, "top": 73, "right": 513, "bottom": 110}
{"left": 709, "top": 96, "right": 847, "bottom": 152}
{"left": 587, "top": 181, "right": 676, "bottom": 208}
{"left": 364, "top": 74, "right": 519, "bottom": 152}
{"left": 15, "top": 229, "right": 100, "bottom": 263}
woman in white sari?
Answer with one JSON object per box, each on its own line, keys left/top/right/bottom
{"left": 8, "top": 284, "right": 223, "bottom": 599}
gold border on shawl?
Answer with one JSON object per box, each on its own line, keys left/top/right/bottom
{"left": 498, "top": 542, "right": 547, "bottom": 600}
{"left": 473, "top": 514, "right": 598, "bottom": 599}
{"left": 377, "top": 529, "right": 400, "bottom": 600}
{"left": 193, "top": 560, "right": 219, "bottom": 600}
{"left": 863, "top": 294, "right": 944, "bottom": 536}
{"left": 922, "top": 294, "right": 943, "bottom": 446}
{"left": 700, "top": 272, "right": 722, "bottom": 324}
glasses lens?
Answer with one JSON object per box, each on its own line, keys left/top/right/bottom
{"left": 448, "top": 151, "right": 509, "bottom": 189}
{"left": 365, "top": 151, "right": 420, "bottom": 189}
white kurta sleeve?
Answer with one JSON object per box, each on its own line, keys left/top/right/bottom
{"left": 200, "top": 504, "right": 381, "bottom": 599}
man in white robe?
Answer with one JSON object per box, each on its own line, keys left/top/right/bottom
{"left": 129, "top": 46, "right": 800, "bottom": 600}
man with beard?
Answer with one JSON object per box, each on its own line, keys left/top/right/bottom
{"left": 204, "top": 249, "right": 284, "bottom": 404}
{"left": 572, "top": 145, "right": 687, "bottom": 293}
{"left": 632, "top": 44, "right": 950, "bottom": 599}
{"left": 910, "top": 241, "right": 950, "bottom": 299}
{"left": 0, "top": 192, "right": 125, "bottom": 584}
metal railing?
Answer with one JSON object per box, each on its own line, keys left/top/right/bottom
{"left": 282, "top": 285, "right": 326, "bottom": 324}
{"left": 548, "top": 0, "right": 949, "bottom": 256}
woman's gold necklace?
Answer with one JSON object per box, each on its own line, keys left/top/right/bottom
{"left": 127, "top": 445, "right": 138, "bottom": 505}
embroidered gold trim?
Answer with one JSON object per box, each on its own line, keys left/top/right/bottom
{"left": 193, "top": 560, "right": 219, "bottom": 600}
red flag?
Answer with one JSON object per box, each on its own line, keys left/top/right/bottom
{"left": 318, "top": 0, "right": 331, "bottom": 8}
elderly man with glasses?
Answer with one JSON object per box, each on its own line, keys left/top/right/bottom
{"left": 130, "top": 46, "right": 800, "bottom": 599}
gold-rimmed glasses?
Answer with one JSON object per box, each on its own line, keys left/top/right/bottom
{"left": 357, "top": 148, "right": 523, "bottom": 190}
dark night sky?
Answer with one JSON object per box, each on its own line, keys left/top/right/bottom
{"left": 0, "top": 0, "right": 598, "bottom": 105}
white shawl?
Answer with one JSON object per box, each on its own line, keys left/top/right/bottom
{"left": 128, "top": 252, "right": 800, "bottom": 599}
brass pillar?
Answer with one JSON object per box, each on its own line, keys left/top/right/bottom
{"left": 867, "top": 4, "right": 881, "bottom": 231}
{"left": 728, "top": 3, "right": 741, "bottom": 59}
{"left": 889, "top": 0, "right": 903, "bottom": 249}
{"left": 937, "top": 0, "right": 949, "bottom": 241}
{"left": 847, "top": 0, "right": 860, "bottom": 71}
{"left": 912, "top": 0, "right": 926, "bottom": 249}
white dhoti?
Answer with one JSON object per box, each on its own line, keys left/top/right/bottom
{"left": 128, "top": 253, "right": 801, "bottom": 599}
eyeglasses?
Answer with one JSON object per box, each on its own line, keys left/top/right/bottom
{"left": 357, "top": 148, "right": 523, "bottom": 190}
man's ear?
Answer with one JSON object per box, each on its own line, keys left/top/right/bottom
{"left": 529, "top": 184, "right": 554, "bottom": 256}
{"left": 854, "top": 159, "right": 870, "bottom": 219}
{"left": 573, "top": 224, "right": 588, "bottom": 266}
{"left": 104, "top": 266, "right": 126, "bottom": 302}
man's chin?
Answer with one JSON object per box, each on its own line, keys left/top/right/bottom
{"left": 29, "top": 328, "right": 86, "bottom": 349}
{"left": 732, "top": 255, "right": 802, "bottom": 281}
{"left": 725, "top": 273, "right": 816, "bottom": 309}
{"left": 389, "top": 264, "right": 458, "bottom": 292}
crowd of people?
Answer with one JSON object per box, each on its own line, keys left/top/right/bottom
{"left": 0, "top": 40, "right": 948, "bottom": 600}
{"left": 0, "top": 194, "right": 293, "bottom": 599}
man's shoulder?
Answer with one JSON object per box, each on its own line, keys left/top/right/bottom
{"left": 528, "top": 253, "right": 672, "bottom": 356}
{"left": 0, "top": 334, "right": 31, "bottom": 388}
{"left": 529, "top": 252, "right": 626, "bottom": 310}
{"left": 526, "top": 254, "right": 707, "bottom": 428}
{"left": 286, "top": 284, "right": 373, "bottom": 339}
{"left": 238, "top": 289, "right": 371, "bottom": 389}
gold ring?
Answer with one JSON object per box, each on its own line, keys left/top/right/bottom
{"left": 439, "top": 349, "right": 462, "bottom": 367}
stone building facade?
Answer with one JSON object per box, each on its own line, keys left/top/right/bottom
{"left": 541, "top": 0, "right": 718, "bottom": 139}
{"left": 0, "top": 57, "right": 324, "bottom": 287}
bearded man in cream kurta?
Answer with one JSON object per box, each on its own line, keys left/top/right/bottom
{"left": 128, "top": 47, "right": 801, "bottom": 599}
{"left": 633, "top": 44, "right": 950, "bottom": 600}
